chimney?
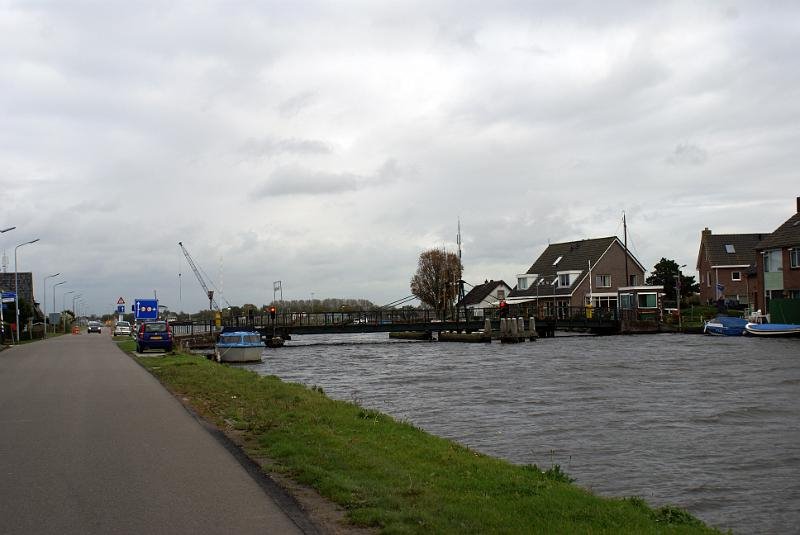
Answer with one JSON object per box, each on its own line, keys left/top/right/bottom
{"left": 796, "top": 196, "right": 799, "bottom": 213}
{"left": 702, "top": 227, "right": 711, "bottom": 239}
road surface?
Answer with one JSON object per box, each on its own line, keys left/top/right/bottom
{"left": 0, "top": 331, "right": 312, "bottom": 534}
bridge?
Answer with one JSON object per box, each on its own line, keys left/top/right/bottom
{"left": 172, "top": 306, "right": 623, "bottom": 340}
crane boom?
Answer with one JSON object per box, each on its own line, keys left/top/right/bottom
{"left": 178, "top": 241, "right": 220, "bottom": 310}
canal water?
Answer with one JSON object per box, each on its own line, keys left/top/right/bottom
{"left": 245, "top": 333, "right": 799, "bottom": 534}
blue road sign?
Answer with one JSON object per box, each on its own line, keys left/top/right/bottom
{"left": 134, "top": 299, "right": 159, "bottom": 320}
{"left": 116, "top": 305, "right": 125, "bottom": 314}
{"left": 1, "top": 291, "right": 16, "bottom": 299}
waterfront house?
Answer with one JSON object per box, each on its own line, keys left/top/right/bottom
{"left": 506, "top": 236, "right": 646, "bottom": 317}
{"left": 695, "top": 228, "right": 765, "bottom": 306}
{"left": 754, "top": 197, "right": 800, "bottom": 312}
{"left": 456, "top": 279, "right": 512, "bottom": 316}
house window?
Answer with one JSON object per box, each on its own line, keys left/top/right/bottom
{"left": 725, "top": 244, "right": 735, "bottom": 253}
{"left": 497, "top": 289, "right": 505, "bottom": 300}
{"left": 620, "top": 293, "right": 633, "bottom": 310}
{"left": 553, "top": 256, "right": 563, "bottom": 266}
{"left": 731, "top": 271, "right": 741, "bottom": 281}
{"left": 595, "top": 275, "right": 611, "bottom": 288}
{"left": 791, "top": 248, "right": 800, "bottom": 269}
{"left": 559, "top": 274, "right": 570, "bottom": 287}
{"left": 637, "top": 293, "right": 658, "bottom": 308}
{"left": 707, "top": 271, "right": 711, "bottom": 287}
{"left": 518, "top": 277, "right": 528, "bottom": 290}
{"left": 629, "top": 274, "right": 639, "bottom": 286}
{"left": 764, "top": 249, "right": 782, "bottom": 272}
{"left": 787, "top": 289, "right": 800, "bottom": 299}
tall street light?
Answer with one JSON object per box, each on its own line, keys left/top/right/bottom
{"left": 72, "top": 294, "right": 82, "bottom": 319}
{"left": 14, "top": 238, "right": 40, "bottom": 344}
{"left": 0, "top": 227, "right": 15, "bottom": 341}
{"left": 52, "top": 281, "right": 67, "bottom": 335}
{"left": 63, "top": 290, "right": 75, "bottom": 332}
{"left": 42, "top": 272, "right": 60, "bottom": 339}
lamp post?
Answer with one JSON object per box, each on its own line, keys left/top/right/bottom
{"left": 53, "top": 281, "right": 67, "bottom": 333}
{"left": 14, "top": 238, "right": 40, "bottom": 344}
{"left": 62, "top": 290, "right": 74, "bottom": 332}
{"left": 72, "top": 294, "right": 82, "bottom": 319}
{"left": 42, "top": 272, "right": 60, "bottom": 339}
{"left": 0, "top": 227, "right": 15, "bottom": 342}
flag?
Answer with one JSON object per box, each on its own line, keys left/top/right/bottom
{"left": 716, "top": 283, "right": 724, "bottom": 291}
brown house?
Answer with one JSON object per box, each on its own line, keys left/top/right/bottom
{"left": 754, "top": 197, "right": 800, "bottom": 311}
{"left": 696, "top": 229, "right": 765, "bottom": 305}
{"left": 507, "top": 236, "right": 646, "bottom": 316}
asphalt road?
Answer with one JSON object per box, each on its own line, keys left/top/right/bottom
{"left": 0, "top": 331, "right": 309, "bottom": 534}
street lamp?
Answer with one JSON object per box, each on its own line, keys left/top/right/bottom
{"left": 53, "top": 281, "right": 67, "bottom": 329}
{"left": 14, "top": 238, "right": 40, "bottom": 344}
{"left": 72, "top": 294, "right": 82, "bottom": 319}
{"left": 0, "top": 227, "right": 14, "bottom": 341}
{"left": 42, "top": 272, "right": 60, "bottom": 339}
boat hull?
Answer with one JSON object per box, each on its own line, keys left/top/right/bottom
{"left": 703, "top": 316, "right": 747, "bottom": 336}
{"left": 215, "top": 345, "right": 265, "bottom": 362}
{"left": 744, "top": 323, "right": 800, "bottom": 337}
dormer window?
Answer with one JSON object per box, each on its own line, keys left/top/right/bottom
{"left": 559, "top": 274, "right": 570, "bottom": 286}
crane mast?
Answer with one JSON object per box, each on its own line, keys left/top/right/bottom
{"left": 178, "top": 241, "right": 220, "bottom": 310}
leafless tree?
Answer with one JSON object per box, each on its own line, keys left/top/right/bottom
{"left": 410, "top": 248, "right": 463, "bottom": 319}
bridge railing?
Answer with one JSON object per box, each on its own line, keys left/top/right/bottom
{"left": 218, "top": 305, "right": 619, "bottom": 330}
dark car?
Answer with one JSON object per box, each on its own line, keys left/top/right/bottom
{"left": 136, "top": 321, "right": 173, "bottom": 353}
{"left": 87, "top": 321, "right": 103, "bottom": 334}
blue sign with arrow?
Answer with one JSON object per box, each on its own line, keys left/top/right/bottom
{"left": 134, "top": 299, "right": 159, "bottom": 320}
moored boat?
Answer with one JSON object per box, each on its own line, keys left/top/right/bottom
{"left": 215, "top": 331, "right": 266, "bottom": 362}
{"left": 703, "top": 316, "right": 748, "bottom": 336}
{"left": 744, "top": 322, "right": 800, "bottom": 337}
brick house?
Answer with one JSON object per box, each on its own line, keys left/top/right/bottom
{"left": 754, "top": 197, "right": 800, "bottom": 311}
{"left": 456, "top": 279, "right": 512, "bottom": 316}
{"left": 0, "top": 271, "right": 43, "bottom": 322}
{"left": 506, "top": 236, "right": 646, "bottom": 316}
{"left": 695, "top": 229, "right": 765, "bottom": 305}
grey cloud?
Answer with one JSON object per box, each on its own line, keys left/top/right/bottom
{"left": 255, "top": 166, "right": 362, "bottom": 197}
{"left": 239, "top": 136, "right": 332, "bottom": 158}
{"left": 254, "top": 158, "right": 407, "bottom": 197}
{"left": 667, "top": 143, "right": 708, "bottom": 166}
{"left": 278, "top": 91, "right": 318, "bottom": 117}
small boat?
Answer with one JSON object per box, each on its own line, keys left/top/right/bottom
{"left": 215, "top": 331, "right": 266, "bottom": 362}
{"left": 703, "top": 316, "right": 748, "bottom": 336}
{"left": 744, "top": 322, "right": 800, "bottom": 337}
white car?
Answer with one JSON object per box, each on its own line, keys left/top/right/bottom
{"left": 113, "top": 321, "right": 132, "bottom": 336}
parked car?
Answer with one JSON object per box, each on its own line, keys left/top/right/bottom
{"left": 113, "top": 320, "right": 132, "bottom": 336}
{"left": 136, "top": 321, "right": 173, "bottom": 353}
{"left": 87, "top": 321, "right": 103, "bottom": 334}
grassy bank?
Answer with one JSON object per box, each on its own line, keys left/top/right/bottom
{"left": 135, "top": 352, "right": 719, "bottom": 534}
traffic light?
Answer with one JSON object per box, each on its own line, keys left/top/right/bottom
{"left": 269, "top": 306, "right": 276, "bottom": 320}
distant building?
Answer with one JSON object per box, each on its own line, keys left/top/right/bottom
{"left": 456, "top": 280, "right": 512, "bottom": 316}
{"left": 695, "top": 228, "right": 765, "bottom": 305}
{"left": 507, "top": 236, "right": 646, "bottom": 316}
{"left": 0, "top": 271, "right": 43, "bottom": 321}
{"left": 755, "top": 197, "right": 800, "bottom": 311}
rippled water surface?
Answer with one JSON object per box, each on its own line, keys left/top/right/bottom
{"left": 246, "top": 333, "right": 800, "bottom": 534}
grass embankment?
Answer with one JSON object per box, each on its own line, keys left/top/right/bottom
{"left": 135, "top": 352, "right": 719, "bottom": 534}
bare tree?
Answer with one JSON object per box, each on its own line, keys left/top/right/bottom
{"left": 410, "top": 249, "right": 463, "bottom": 319}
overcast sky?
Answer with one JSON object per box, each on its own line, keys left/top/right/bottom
{"left": 2, "top": 1, "right": 798, "bottom": 315}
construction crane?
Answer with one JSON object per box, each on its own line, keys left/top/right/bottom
{"left": 178, "top": 241, "right": 226, "bottom": 311}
